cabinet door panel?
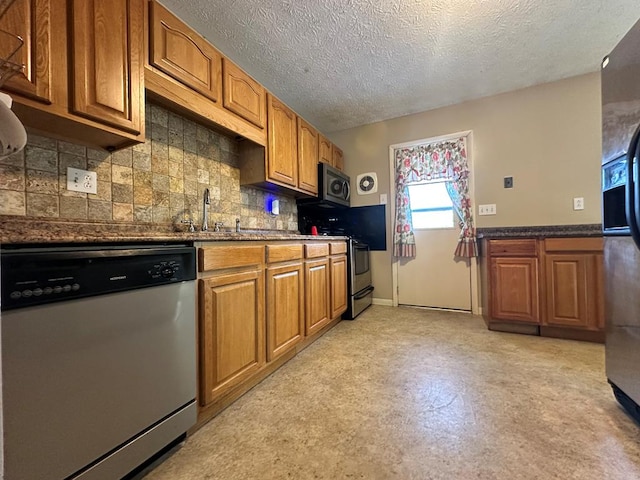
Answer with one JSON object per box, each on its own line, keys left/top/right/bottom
{"left": 0, "top": 0, "right": 52, "bottom": 103}
{"left": 318, "top": 134, "right": 333, "bottom": 166}
{"left": 150, "top": 1, "right": 222, "bottom": 103}
{"left": 223, "top": 59, "right": 265, "bottom": 128}
{"left": 330, "top": 255, "right": 347, "bottom": 319}
{"left": 490, "top": 257, "right": 539, "bottom": 323}
{"left": 199, "top": 270, "right": 264, "bottom": 405}
{"left": 266, "top": 263, "right": 304, "bottom": 361}
{"left": 545, "top": 254, "right": 589, "bottom": 328}
{"left": 332, "top": 144, "right": 344, "bottom": 171}
{"left": 267, "top": 95, "right": 298, "bottom": 187}
{"left": 71, "top": 0, "right": 142, "bottom": 133}
{"left": 305, "top": 258, "right": 330, "bottom": 335}
{"left": 297, "top": 117, "right": 319, "bottom": 195}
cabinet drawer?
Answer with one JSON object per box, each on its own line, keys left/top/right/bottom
{"left": 199, "top": 245, "right": 264, "bottom": 271}
{"left": 330, "top": 242, "right": 347, "bottom": 255}
{"left": 544, "top": 237, "right": 603, "bottom": 253}
{"left": 266, "top": 244, "right": 303, "bottom": 263}
{"left": 305, "top": 243, "right": 330, "bottom": 258}
{"left": 488, "top": 239, "right": 537, "bottom": 257}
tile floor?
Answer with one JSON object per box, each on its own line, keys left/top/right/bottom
{"left": 143, "top": 306, "right": 640, "bottom": 480}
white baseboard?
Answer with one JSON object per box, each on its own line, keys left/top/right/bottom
{"left": 372, "top": 298, "right": 393, "bottom": 306}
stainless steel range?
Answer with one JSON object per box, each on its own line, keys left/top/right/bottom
{"left": 343, "top": 238, "right": 374, "bottom": 319}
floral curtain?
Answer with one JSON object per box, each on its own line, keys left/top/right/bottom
{"left": 393, "top": 137, "right": 477, "bottom": 258}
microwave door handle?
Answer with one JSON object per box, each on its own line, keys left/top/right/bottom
{"left": 626, "top": 123, "right": 640, "bottom": 249}
{"left": 344, "top": 180, "right": 351, "bottom": 201}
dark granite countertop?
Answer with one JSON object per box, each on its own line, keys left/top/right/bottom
{"left": 0, "top": 217, "right": 347, "bottom": 245}
{"left": 476, "top": 224, "right": 602, "bottom": 239}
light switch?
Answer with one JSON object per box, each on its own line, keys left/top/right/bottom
{"left": 380, "top": 193, "right": 387, "bottom": 205}
{"left": 479, "top": 204, "right": 497, "bottom": 216}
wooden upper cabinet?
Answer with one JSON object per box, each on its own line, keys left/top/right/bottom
{"left": 0, "top": 0, "right": 53, "bottom": 104}
{"left": 71, "top": 0, "right": 143, "bottom": 134}
{"left": 297, "top": 117, "right": 319, "bottom": 195}
{"left": 222, "top": 58, "right": 265, "bottom": 129}
{"left": 318, "top": 134, "right": 333, "bottom": 166}
{"left": 267, "top": 94, "right": 298, "bottom": 187}
{"left": 150, "top": 1, "right": 222, "bottom": 103}
{"left": 332, "top": 144, "right": 344, "bottom": 171}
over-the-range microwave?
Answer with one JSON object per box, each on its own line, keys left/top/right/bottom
{"left": 297, "top": 163, "right": 351, "bottom": 208}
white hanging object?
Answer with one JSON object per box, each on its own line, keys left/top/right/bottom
{"left": 356, "top": 172, "right": 378, "bottom": 195}
{"left": 0, "top": 92, "right": 27, "bottom": 158}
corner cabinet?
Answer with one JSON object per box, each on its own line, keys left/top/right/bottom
{"left": 482, "top": 236, "right": 604, "bottom": 342}
{"left": 1, "top": 0, "right": 145, "bottom": 149}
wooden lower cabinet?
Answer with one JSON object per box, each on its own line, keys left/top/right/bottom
{"left": 490, "top": 257, "right": 539, "bottom": 324}
{"left": 266, "top": 262, "right": 304, "bottom": 361}
{"left": 199, "top": 269, "right": 265, "bottom": 406}
{"left": 483, "top": 236, "right": 604, "bottom": 342}
{"left": 542, "top": 238, "right": 604, "bottom": 334}
{"left": 330, "top": 254, "right": 348, "bottom": 319}
{"left": 196, "top": 240, "right": 347, "bottom": 426}
{"left": 305, "top": 257, "right": 331, "bottom": 336}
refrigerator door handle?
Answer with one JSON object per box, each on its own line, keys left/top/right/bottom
{"left": 626, "top": 122, "right": 640, "bottom": 249}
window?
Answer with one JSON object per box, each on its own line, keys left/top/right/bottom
{"left": 407, "top": 181, "right": 457, "bottom": 229}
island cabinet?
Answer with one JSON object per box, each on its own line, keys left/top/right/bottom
{"left": 482, "top": 236, "right": 604, "bottom": 342}
{"left": 145, "top": 0, "right": 267, "bottom": 146}
{"left": 196, "top": 239, "right": 347, "bottom": 428}
{"left": 1, "top": 0, "right": 145, "bottom": 149}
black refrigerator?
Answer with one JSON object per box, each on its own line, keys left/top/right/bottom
{"left": 602, "top": 17, "right": 640, "bottom": 421}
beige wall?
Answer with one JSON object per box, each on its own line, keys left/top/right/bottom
{"left": 329, "top": 72, "right": 603, "bottom": 301}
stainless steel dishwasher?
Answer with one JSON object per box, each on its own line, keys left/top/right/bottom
{"left": 0, "top": 244, "right": 197, "bottom": 480}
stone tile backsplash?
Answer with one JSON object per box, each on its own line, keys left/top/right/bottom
{"left": 0, "top": 104, "right": 298, "bottom": 231}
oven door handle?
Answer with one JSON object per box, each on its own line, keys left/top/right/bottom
{"left": 354, "top": 285, "right": 374, "bottom": 300}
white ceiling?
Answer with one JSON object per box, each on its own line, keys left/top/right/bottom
{"left": 159, "top": 0, "right": 640, "bottom": 134}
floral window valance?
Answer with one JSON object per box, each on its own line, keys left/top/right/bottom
{"left": 393, "top": 137, "right": 477, "bottom": 258}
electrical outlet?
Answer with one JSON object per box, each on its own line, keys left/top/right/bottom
{"left": 573, "top": 197, "right": 584, "bottom": 210}
{"left": 479, "top": 204, "right": 497, "bottom": 216}
{"left": 67, "top": 167, "right": 97, "bottom": 194}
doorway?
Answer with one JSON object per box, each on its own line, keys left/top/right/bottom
{"left": 389, "top": 131, "right": 479, "bottom": 313}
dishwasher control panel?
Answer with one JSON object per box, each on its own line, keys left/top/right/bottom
{"left": 1, "top": 245, "right": 196, "bottom": 311}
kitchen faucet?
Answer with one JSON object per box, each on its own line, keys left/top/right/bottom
{"left": 202, "top": 188, "right": 210, "bottom": 231}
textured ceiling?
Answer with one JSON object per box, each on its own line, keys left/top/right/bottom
{"left": 160, "top": 0, "right": 640, "bottom": 133}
